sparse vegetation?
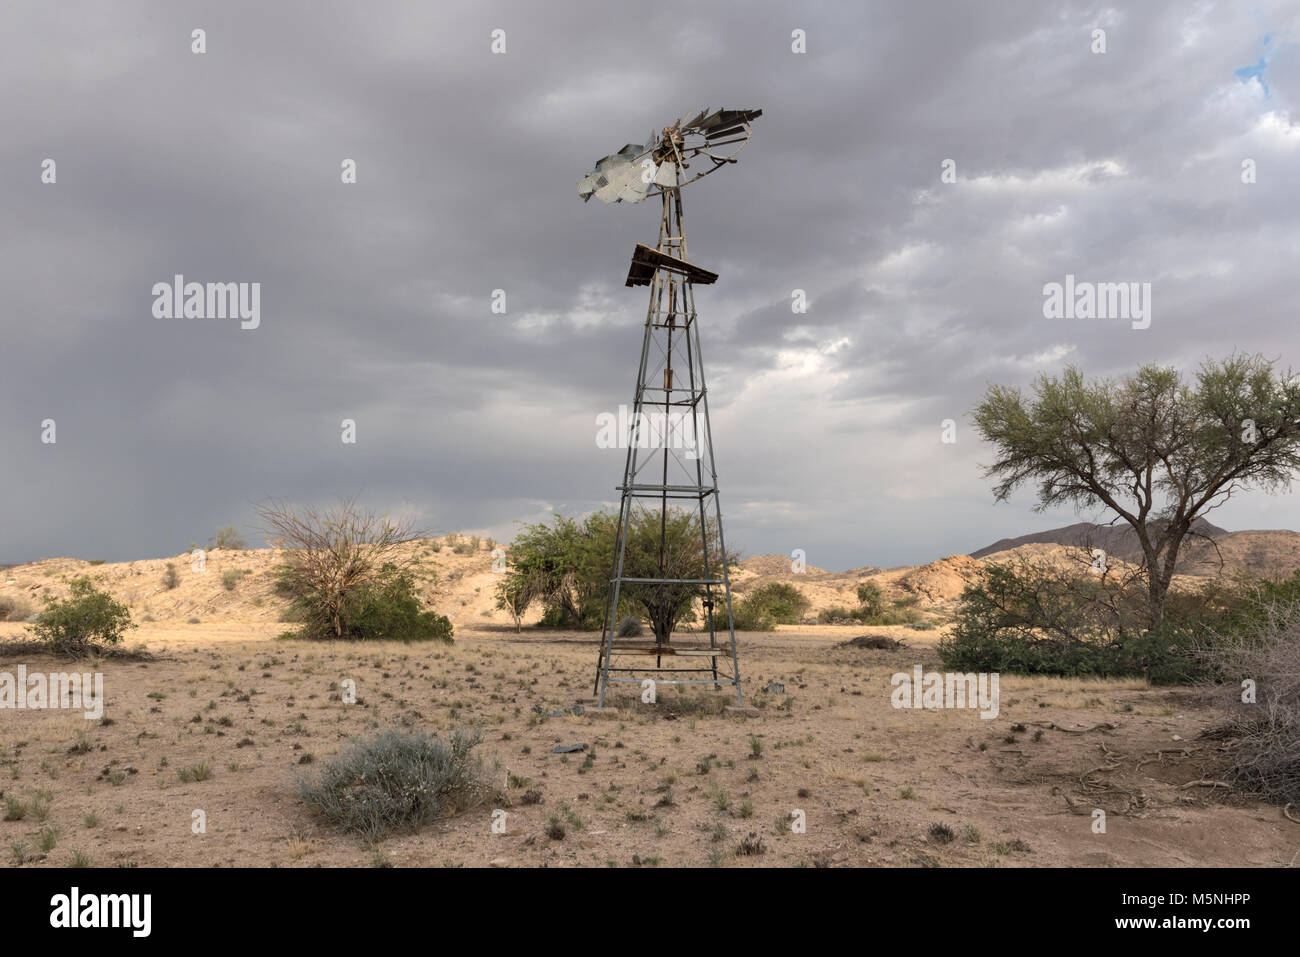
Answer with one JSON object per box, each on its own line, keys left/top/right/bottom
{"left": 221, "top": 569, "right": 248, "bottom": 591}
{"left": 211, "top": 525, "right": 248, "bottom": 550}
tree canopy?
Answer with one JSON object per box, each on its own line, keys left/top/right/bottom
{"left": 973, "top": 353, "right": 1300, "bottom": 623}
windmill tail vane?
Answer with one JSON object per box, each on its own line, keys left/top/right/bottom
{"left": 577, "top": 107, "right": 761, "bottom": 707}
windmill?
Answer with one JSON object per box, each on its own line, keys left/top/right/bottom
{"left": 578, "top": 107, "right": 762, "bottom": 707}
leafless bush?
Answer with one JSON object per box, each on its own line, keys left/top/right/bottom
{"left": 1199, "top": 595, "right": 1300, "bottom": 805}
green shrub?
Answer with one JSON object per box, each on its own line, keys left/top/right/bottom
{"left": 298, "top": 729, "right": 491, "bottom": 839}
{"left": 288, "top": 565, "right": 452, "bottom": 643}
{"left": 716, "top": 582, "right": 809, "bottom": 631}
{"left": 722, "top": 600, "right": 775, "bottom": 632}
{"left": 616, "top": 615, "right": 643, "bottom": 637}
{"left": 271, "top": 564, "right": 298, "bottom": 597}
{"left": 818, "top": 605, "right": 860, "bottom": 624}
{"left": 856, "top": 581, "right": 885, "bottom": 617}
{"left": 937, "top": 559, "right": 1231, "bottom": 682}
{"left": 161, "top": 563, "right": 180, "bottom": 591}
{"left": 220, "top": 569, "right": 245, "bottom": 591}
{"left": 747, "top": 583, "right": 810, "bottom": 624}
{"left": 29, "top": 577, "right": 135, "bottom": 655}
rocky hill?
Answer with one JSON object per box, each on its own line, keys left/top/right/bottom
{"left": 970, "top": 519, "right": 1229, "bottom": 560}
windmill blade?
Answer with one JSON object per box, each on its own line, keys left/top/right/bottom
{"left": 678, "top": 108, "right": 708, "bottom": 130}
{"left": 653, "top": 162, "right": 679, "bottom": 188}
{"left": 577, "top": 141, "right": 654, "bottom": 203}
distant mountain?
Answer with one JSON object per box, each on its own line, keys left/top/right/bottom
{"left": 1176, "top": 530, "right": 1300, "bottom": 580}
{"left": 970, "top": 519, "right": 1229, "bottom": 561}
{"left": 972, "top": 521, "right": 1300, "bottom": 581}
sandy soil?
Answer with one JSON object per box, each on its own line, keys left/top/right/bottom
{"left": 1, "top": 619, "right": 1295, "bottom": 869}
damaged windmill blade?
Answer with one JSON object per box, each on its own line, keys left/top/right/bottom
{"left": 576, "top": 108, "right": 762, "bottom": 709}
{"left": 576, "top": 108, "right": 761, "bottom": 203}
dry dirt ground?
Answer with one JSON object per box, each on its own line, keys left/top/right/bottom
{"left": 1, "top": 618, "right": 1296, "bottom": 869}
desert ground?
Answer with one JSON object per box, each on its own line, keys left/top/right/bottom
{"left": 1, "top": 540, "right": 1297, "bottom": 868}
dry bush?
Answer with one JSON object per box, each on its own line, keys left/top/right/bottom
{"left": 1200, "top": 594, "right": 1300, "bottom": 805}
{"left": 0, "top": 594, "right": 34, "bottom": 622}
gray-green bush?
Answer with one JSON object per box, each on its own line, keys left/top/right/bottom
{"left": 298, "top": 730, "right": 491, "bottom": 839}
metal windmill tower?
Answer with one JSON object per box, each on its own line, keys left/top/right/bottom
{"left": 577, "top": 107, "right": 762, "bottom": 707}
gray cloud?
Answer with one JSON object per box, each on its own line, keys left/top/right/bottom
{"left": 2, "top": 0, "right": 1298, "bottom": 570}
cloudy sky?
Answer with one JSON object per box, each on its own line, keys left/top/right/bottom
{"left": 3, "top": 0, "right": 1298, "bottom": 570}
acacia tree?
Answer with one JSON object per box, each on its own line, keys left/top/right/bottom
{"left": 617, "top": 506, "right": 720, "bottom": 645}
{"left": 495, "top": 563, "right": 546, "bottom": 633}
{"left": 973, "top": 354, "right": 1300, "bottom": 626}
{"left": 502, "top": 515, "right": 605, "bottom": 629}
{"left": 499, "top": 508, "right": 727, "bottom": 641}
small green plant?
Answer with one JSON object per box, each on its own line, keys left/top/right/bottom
{"left": 38, "top": 825, "right": 59, "bottom": 853}
{"left": 29, "top": 577, "right": 135, "bottom": 655}
{"left": 928, "top": 822, "right": 955, "bottom": 844}
{"left": 178, "top": 762, "right": 212, "bottom": 783}
{"left": 736, "top": 832, "right": 766, "bottom": 856}
{"left": 162, "top": 564, "right": 180, "bottom": 590}
{"left": 993, "top": 838, "right": 1034, "bottom": 855}
{"left": 31, "top": 792, "right": 52, "bottom": 822}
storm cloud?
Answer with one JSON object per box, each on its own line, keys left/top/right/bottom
{"left": 2, "top": 0, "right": 1297, "bottom": 570}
